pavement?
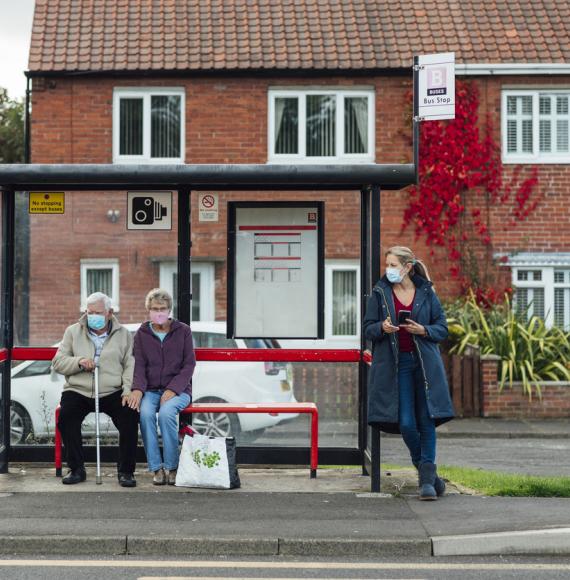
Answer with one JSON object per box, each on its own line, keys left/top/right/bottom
{"left": 0, "top": 417, "right": 568, "bottom": 559}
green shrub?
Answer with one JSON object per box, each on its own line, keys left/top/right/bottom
{"left": 446, "top": 291, "right": 570, "bottom": 398}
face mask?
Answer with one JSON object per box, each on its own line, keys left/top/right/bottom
{"left": 150, "top": 311, "right": 170, "bottom": 325}
{"left": 386, "top": 267, "right": 404, "bottom": 284}
{"left": 87, "top": 313, "right": 107, "bottom": 330}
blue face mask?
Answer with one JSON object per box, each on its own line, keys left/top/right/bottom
{"left": 386, "top": 267, "right": 404, "bottom": 284}
{"left": 87, "top": 314, "right": 107, "bottom": 330}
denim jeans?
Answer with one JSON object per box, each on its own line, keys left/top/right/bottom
{"left": 139, "top": 390, "right": 191, "bottom": 472}
{"left": 398, "top": 351, "right": 436, "bottom": 466}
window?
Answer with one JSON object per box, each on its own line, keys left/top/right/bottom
{"left": 113, "top": 88, "right": 185, "bottom": 163}
{"left": 502, "top": 90, "right": 570, "bottom": 163}
{"left": 325, "top": 262, "right": 360, "bottom": 340}
{"left": 508, "top": 254, "right": 570, "bottom": 329}
{"left": 269, "top": 90, "right": 374, "bottom": 163}
{"left": 80, "top": 260, "right": 120, "bottom": 311}
{"left": 159, "top": 261, "right": 215, "bottom": 321}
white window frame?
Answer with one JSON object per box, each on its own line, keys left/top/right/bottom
{"left": 502, "top": 89, "right": 570, "bottom": 164}
{"left": 113, "top": 87, "right": 185, "bottom": 164}
{"left": 80, "top": 259, "right": 120, "bottom": 312}
{"left": 268, "top": 89, "right": 375, "bottom": 164}
{"left": 325, "top": 261, "right": 360, "bottom": 341}
{"left": 159, "top": 261, "right": 215, "bottom": 321}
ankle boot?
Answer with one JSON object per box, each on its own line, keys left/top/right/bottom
{"left": 434, "top": 470, "right": 446, "bottom": 497}
{"left": 418, "top": 462, "right": 437, "bottom": 501}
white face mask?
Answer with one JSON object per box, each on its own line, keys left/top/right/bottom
{"left": 386, "top": 267, "right": 404, "bottom": 284}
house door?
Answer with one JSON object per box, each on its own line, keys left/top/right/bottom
{"left": 159, "top": 262, "right": 215, "bottom": 321}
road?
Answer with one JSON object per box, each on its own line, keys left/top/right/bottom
{"left": 255, "top": 419, "right": 570, "bottom": 476}
{"left": 1, "top": 556, "right": 570, "bottom": 580}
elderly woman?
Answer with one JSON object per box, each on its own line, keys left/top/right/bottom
{"left": 127, "top": 289, "right": 196, "bottom": 485}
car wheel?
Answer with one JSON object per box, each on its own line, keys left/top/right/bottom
{"left": 10, "top": 402, "right": 33, "bottom": 445}
{"left": 191, "top": 397, "right": 241, "bottom": 439}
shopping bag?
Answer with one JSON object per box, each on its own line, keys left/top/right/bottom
{"left": 175, "top": 432, "right": 241, "bottom": 489}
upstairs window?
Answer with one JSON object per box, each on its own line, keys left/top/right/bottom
{"left": 269, "top": 90, "right": 374, "bottom": 163}
{"left": 113, "top": 88, "right": 185, "bottom": 163}
{"left": 503, "top": 90, "right": 570, "bottom": 163}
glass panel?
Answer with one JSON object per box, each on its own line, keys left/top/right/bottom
{"left": 119, "top": 98, "right": 143, "bottom": 155}
{"left": 521, "top": 96, "right": 532, "bottom": 115}
{"left": 192, "top": 331, "right": 237, "bottom": 348}
{"left": 532, "top": 270, "right": 542, "bottom": 281}
{"left": 515, "top": 287, "right": 529, "bottom": 315}
{"left": 191, "top": 272, "right": 200, "bottom": 321}
{"left": 539, "top": 96, "right": 551, "bottom": 115}
{"left": 332, "top": 270, "right": 357, "bottom": 335}
{"left": 554, "top": 271, "right": 565, "bottom": 283}
{"left": 517, "top": 270, "right": 529, "bottom": 281}
{"left": 151, "top": 95, "right": 181, "bottom": 158}
{"left": 539, "top": 120, "right": 551, "bottom": 152}
{"left": 507, "top": 96, "right": 517, "bottom": 115}
{"left": 274, "top": 97, "right": 299, "bottom": 154}
{"left": 557, "top": 120, "right": 569, "bottom": 152}
{"left": 507, "top": 120, "right": 517, "bottom": 153}
{"left": 532, "top": 288, "right": 545, "bottom": 319}
{"left": 522, "top": 119, "right": 533, "bottom": 153}
{"left": 86, "top": 268, "right": 113, "bottom": 297}
{"left": 554, "top": 288, "right": 567, "bottom": 328}
{"left": 172, "top": 272, "right": 179, "bottom": 319}
{"left": 306, "top": 95, "right": 336, "bottom": 157}
{"left": 344, "top": 97, "right": 368, "bottom": 154}
{"left": 557, "top": 96, "right": 569, "bottom": 115}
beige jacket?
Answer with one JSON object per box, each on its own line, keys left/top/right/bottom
{"left": 52, "top": 315, "right": 134, "bottom": 398}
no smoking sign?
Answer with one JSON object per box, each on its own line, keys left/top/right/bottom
{"left": 199, "top": 192, "right": 219, "bottom": 222}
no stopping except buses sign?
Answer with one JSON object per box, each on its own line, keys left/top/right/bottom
{"left": 29, "top": 192, "right": 65, "bottom": 214}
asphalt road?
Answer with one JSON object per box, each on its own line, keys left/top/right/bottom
{"left": 1, "top": 556, "right": 570, "bottom": 580}
{"left": 254, "top": 420, "right": 570, "bottom": 476}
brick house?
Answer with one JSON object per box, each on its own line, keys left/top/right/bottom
{"left": 24, "top": 0, "right": 570, "bottom": 348}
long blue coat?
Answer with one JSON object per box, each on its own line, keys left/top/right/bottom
{"left": 363, "top": 274, "right": 454, "bottom": 433}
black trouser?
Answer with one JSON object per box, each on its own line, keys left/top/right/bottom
{"left": 58, "top": 390, "right": 139, "bottom": 474}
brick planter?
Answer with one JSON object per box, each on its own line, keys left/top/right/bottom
{"left": 481, "top": 354, "right": 570, "bottom": 418}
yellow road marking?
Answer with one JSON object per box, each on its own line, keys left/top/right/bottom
{"left": 0, "top": 560, "right": 567, "bottom": 571}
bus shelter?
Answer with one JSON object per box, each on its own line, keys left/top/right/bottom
{"left": 0, "top": 163, "right": 416, "bottom": 490}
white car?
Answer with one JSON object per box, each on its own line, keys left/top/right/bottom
{"left": 10, "top": 321, "right": 297, "bottom": 445}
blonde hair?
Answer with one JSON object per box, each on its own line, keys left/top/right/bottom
{"left": 145, "top": 288, "right": 173, "bottom": 311}
{"left": 385, "top": 246, "right": 431, "bottom": 281}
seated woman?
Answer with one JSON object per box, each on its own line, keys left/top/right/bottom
{"left": 127, "top": 288, "right": 196, "bottom": 485}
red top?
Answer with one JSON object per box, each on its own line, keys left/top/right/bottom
{"left": 393, "top": 290, "right": 415, "bottom": 353}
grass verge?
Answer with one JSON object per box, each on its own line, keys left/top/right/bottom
{"left": 438, "top": 465, "right": 570, "bottom": 497}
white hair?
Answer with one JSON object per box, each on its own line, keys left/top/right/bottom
{"left": 86, "top": 292, "right": 112, "bottom": 312}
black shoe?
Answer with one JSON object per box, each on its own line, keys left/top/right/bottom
{"left": 62, "top": 467, "right": 86, "bottom": 485}
{"left": 118, "top": 472, "right": 136, "bottom": 488}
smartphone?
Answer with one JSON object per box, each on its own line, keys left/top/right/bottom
{"left": 397, "top": 310, "right": 412, "bottom": 325}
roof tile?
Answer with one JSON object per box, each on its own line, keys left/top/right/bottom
{"left": 28, "top": 0, "right": 570, "bottom": 73}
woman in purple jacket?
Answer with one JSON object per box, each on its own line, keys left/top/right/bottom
{"left": 127, "top": 289, "right": 196, "bottom": 485}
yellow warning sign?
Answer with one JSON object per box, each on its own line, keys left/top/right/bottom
{"left": 29, "top": 192, "right": 65, "bottom": 214}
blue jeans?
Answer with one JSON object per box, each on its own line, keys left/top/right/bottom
{"left": 398, "top": 351, "right": 436, "bottom": 466}
{"left": 139, "top": 390, "right": 191, "bottom": 472}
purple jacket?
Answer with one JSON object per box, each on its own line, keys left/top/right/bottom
{"left": 132, "top": 320, "right": 196, "bottom": 396}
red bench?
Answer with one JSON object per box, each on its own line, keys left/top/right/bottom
{"left": 55, "top": 401, "right": 318, "bottom": 479}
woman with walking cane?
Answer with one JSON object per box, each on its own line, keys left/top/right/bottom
{"left": 363, "top": 246, "right": 454, "bottom": 500}
{"left": 53, "top": 292, "right": 139, "bottom": 487}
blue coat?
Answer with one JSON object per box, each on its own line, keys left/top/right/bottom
{"left": 363, "top": 274, "right": 454, "bottom": 433}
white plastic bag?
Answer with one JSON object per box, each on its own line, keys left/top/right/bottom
{"left": 175, "top": 432, "right": 240, "bottom": 489}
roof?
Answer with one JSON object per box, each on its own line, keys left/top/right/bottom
{"left": 28, "top": 0, "right": 570, "bottom": 74}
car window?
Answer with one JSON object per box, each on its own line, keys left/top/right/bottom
{"left": 13, "top": 360, "right": 53, "bottom": 378}
{"left": 193, "top": 332, "right": 238, "bottom": 348}
{"left": 243, "top": 338, "right": 278, "bottom": 349}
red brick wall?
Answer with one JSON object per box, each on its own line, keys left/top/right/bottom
{"left": 28, "top": 72, "right": 570, "bottom": 344}
{"left": 481, "top": 356, "right": 570, "bottom": 418}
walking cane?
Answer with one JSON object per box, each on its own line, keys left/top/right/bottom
{"left": 94, "top": 366, "right": 102, "bottom": 485}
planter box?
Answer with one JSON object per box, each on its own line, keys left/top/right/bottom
{"left": 481, "top": 355, "right": 570, "bottom": 418}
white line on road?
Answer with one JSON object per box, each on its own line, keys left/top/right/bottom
{"left": 0, "top": 560, "right": 568, "bottom": 571}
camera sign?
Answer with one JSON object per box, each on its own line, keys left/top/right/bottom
{"left": 127, "top": 191, "right": 172, "bottom": 230}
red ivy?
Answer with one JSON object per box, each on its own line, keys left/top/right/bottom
{"left": 403, "top": 80, "right": 540, "bottom": 305}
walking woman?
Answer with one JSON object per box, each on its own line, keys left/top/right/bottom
{"left": 127, "top": 289, "right": 196, "bottom": 485}
{"left": 363, "top": 246, "right": 454, "bottom": 500}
